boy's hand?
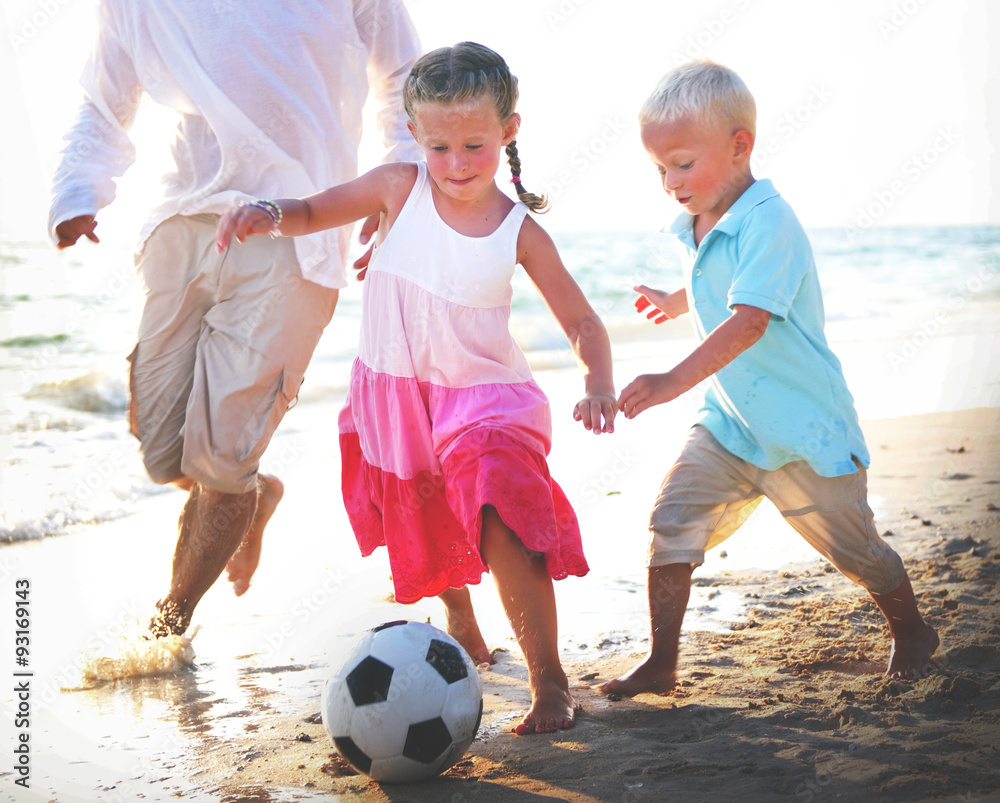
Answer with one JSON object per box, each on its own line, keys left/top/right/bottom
{"left": 573, "top": 392, "right": 617, "bottom": 434}
{"left": 635, "top": 284, "right": 685, "bottom": 324}
{"left": 216, "top": 204, "right": 275, "bottom": 253}
{"left": 618, "top": 373, "right": 680, "bottom": 419}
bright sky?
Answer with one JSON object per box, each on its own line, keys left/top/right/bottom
{"left": 1, "top": 0, "right": 997, "bottom": 244}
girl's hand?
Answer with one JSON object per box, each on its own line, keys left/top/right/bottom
{"left": 573, "top": 392, "right": 617, "bottom": 434}
{"left": 216, "top": 204, "right": 276, "bottom": 253}
{"left": 617, "top": 373, "right": 680, "bottom": 419}
{"left": 634, "top": 284, "right": 686, "bottom": 324}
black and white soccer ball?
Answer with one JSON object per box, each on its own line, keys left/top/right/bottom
{"left": 321, "top": 620, "right": 484, "bottom": 783}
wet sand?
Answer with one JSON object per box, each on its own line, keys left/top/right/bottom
{"left": 5, "top": 404, "right": 996, "bottom": 802}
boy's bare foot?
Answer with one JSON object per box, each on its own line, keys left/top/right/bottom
{"left": 514, "top": 683, "right": 577, "bottom": 735}
{"left": 226, "top": 474, "right": 283, "bottom": 597}
{"left": 599, "top": 657, "right": 676, "bottom": 698}
{"left": 885, "top": 622, "right": 940, "bottom": 680}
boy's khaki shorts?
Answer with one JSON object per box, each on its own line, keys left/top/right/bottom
{"left": 648, "top": 425, "right": 906, "bottom": 595}
{"left": 128, "top": 215, "right": 338, "bottom": 495}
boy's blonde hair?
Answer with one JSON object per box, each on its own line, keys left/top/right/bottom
{"left": 404, "top": 41, "right": 548, "bottom": 213}
{"left": 639, "top": 60, "right": 756, "bottom": 136}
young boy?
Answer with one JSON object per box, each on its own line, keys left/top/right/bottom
{"left": 602, "top": 60, "right": 939, "bottom": 698}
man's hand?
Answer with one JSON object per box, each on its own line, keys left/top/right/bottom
{"left": 54, "top": 215, "right": 99, "bottom": 250}
{"left": 352, "top": 213, "right": 380, "bottom": 280}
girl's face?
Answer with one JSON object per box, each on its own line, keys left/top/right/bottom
{"left": 408, "top": 98, "right": 519, "bottom": 204}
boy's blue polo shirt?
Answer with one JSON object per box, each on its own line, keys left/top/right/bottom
{"left": 667, "top": 179, "right": 869, "bottom": 477}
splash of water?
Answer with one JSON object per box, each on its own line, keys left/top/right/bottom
{"left": 75, "top": 626, "right": 198, "bottom": 684}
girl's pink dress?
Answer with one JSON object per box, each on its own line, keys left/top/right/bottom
{"left": 338, "top": 163, "right": 588, "bottom": 603}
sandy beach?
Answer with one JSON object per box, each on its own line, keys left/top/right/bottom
{"left": 3, "top": 395, "right": 997, "bottom": 802}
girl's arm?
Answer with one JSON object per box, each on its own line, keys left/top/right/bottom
{"left": 634, "top": 284, "right": 689, "bottom": 324}
{"left": 215, "top": 162, "right": 417, "bottom": 252}
{"left": 618, "top": 303, "right": 770, "bottom": 419}
{"left": 517, "top": 218, "right": 617, "bottom": 434}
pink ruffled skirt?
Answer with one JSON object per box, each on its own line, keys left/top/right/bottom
{"left": 340, "top": 425, "right": 588, "bottom": 604}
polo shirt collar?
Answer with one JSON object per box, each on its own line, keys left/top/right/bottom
{"left": 666, "top": 178, "right": 780, "bottom": 247}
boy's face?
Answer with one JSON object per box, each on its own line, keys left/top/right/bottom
{"left": 640, "top": 115, "right": 753, "bottom": 230}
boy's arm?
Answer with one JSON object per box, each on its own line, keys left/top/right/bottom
{"left": 619, "top": 304, "right": 770, "bottom": 419}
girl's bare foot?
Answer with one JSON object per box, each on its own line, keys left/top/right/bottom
{"left": 514, "top": 683, "right": 577, "bottom": 735}
{"left": 439, "top": 587, "right": 494, "bottom": 665}
{"left": 599, "top": 657, "right": 676, "bottom": 698}
{"left": 885, "top": 622, "right": 940, "bottom": 680}
{"left": 226, "top": 474, "right": 283, "bottom": 596}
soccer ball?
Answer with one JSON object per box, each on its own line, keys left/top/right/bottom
{"left": 321, "top": 620, "right": 483, "bottom": 783}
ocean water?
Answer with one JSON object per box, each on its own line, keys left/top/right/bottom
{"left": 1, "top": 224, "right": 998, "bottom": 546}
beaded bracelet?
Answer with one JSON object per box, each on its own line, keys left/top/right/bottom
{"left": 239, "top": 199, "right": 282, "bottom": 231}
{"left": 255, "top": 199, "right": 283, "bottom": 229}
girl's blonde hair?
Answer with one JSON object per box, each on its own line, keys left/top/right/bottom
{"left": 404, "top": 41, "right": 548, "bottom": 213}
{"left": 639, "top": 59, "right": 756, "bottom": 136}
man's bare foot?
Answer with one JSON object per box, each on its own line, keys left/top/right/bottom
{"left": 147, "top": 598, "right": 188, "bottom": 639}
{"left": 514, "top": 683, "right": 577, "bottom": 735}
{"left": 599, "top": 656, "right": 676, "bottom": 698}
{"left": 885, "top": 622, "right": 940, "bottom": 680}
{"left": 226, "top": 474, "right": 283, "bottom": 597}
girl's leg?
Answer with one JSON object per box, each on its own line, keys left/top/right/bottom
{"left": 600, "top": 562, "right": 693, "bottom": 697}
{"left": 437, "top": 586, "right": 494, "bottom": 666}
{"left": 479, "top": 505, "right": 576, "bottom": 735}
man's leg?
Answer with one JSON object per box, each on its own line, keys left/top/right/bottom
{"left": 179, "top": 222, "right": 338, "bottom": 599}
{"left": 150, "top": 480, "right": 257, "bottom": 637}
{"left": 226, "top": 474, "right": 284, "bottom": 596}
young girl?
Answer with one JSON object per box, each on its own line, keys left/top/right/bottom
{"left": 217, "top": 42, "right": 617, "bottom": 735}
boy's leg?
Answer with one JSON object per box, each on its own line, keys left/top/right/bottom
{"left": 762, "top": 460, "right": 938, "bottom": 679}
{"left": 600, "top": 563, "right": 693, "bottom": 697}
{"left": 437, "top": 586, "right": 494, "bottom": 666}
{"left": 479, "top": 505, "right": 575, "bottom": 735}
{"left": 602, "top": 426, "right": 762, "bottom": 697}
{"left": 869, "top": 576, "right": 940, "bottom": 679}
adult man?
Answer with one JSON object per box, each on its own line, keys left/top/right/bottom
{"left": 50, "top": 0, "right": 422, "bottom": 637}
